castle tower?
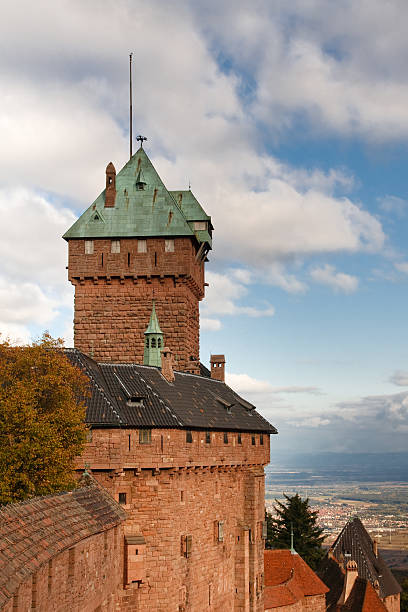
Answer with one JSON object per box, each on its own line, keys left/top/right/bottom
{"left": 143, "top": 301, "right": 163, "bottom": 367}
{"left": 63, "top": 146, "right": 212, "bottom": 373}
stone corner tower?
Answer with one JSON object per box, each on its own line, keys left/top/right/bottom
{"left": 63, "top": 145, "right": 212, "bottom": 373}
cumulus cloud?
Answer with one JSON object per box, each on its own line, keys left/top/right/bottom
{"left": 378, "top": 195, "right": 408, "bottom": 217}
{"left": 390, "top": 371, "right": 408, "bottom": 386}
{"left": 202, "top": 271, "right": 275, "bottom": 319}
{"left": 226, "top": 373, "right": 322, "bottom": 396}
{"left": 201, "top": 317, "right": 222, "bottom": 332}
{"left": 310, "top": 264, "right": 359, "bottom": 293}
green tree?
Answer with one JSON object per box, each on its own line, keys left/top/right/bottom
{"left": 266, "top": 493, "right": 325, "bottom": 570}
{"left": 0, "top": 333, "right": 88, "bottom": 505}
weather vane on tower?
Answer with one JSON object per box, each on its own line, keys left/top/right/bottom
{"left": 137, "top": 135, "right": 147, "bottom": 148}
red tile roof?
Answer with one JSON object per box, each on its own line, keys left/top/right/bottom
{"left": 0, "top": 474, "right": 126, "bottom": 608}
{"left": 264, "top": 549, "right": 328, "bottom": 609}
{"left": 341, "top": 578, "right": 388, "bottom": 612}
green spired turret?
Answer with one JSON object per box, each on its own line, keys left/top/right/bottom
{"left": 143, "top": 301, "right": 164, "bottom": 367}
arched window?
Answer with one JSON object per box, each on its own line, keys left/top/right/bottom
{"left": 145, "top": 338, "right": 149, "bottom": 348}
{"left": 158, "top": 338, "right": 162, "bottom": 348}
{"left": 151, "top": 338, "right": 156, "bottom": 348}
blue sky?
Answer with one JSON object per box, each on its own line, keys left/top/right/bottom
{"left": 1, "top": 0, "right": 408, "bottom": 454}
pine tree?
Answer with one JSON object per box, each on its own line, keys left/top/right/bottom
{"left": 0, "top": 333, "right": 88, "bottom": 505}
{"left": 266, "top": 493, "right": 325, "bottom": 570}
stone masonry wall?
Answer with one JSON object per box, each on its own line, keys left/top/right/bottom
{"left": 68, "top": 237, "right": 205, "bottom": 373}
{"left": 4, "top": 527, "right": 123, "bottom": 612}
{"left": 79, "top": 428, "right": 270, "bottom": 611}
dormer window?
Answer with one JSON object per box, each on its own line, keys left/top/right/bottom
{"left": 138, "top": 240, "right": 147, "bottom": 253}
{"left": 126, "top": 397, "right": 144, "bottom": 407}
{"left": 194, "top": 221, "right": 207, "bottom": 231}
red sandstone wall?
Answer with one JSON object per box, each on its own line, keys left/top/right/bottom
{"left": 68, "top": 237, "right": 205, "bottom": 371}
{"left": 77, "top": 428, "right": 270, "bottom": 611}
{"left": 384, "top": 593, "right": 400, "bottom": 612}
{"left": 7, "top": 527, "right": 123, "bottom": 612}
{"left": 76, "top": 429, "right": 271, "bottom": 472}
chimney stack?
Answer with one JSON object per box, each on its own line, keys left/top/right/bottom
{"left": 161, "top": 347, "right": 175, "bottom": 383}
{"left": 105, "top": 162, "right": 116, "bottom": 208}
{"left": 373, "top": 539, "right": 378, "bottom": 558}
{"left": 210, "top": 355, "right": 225, "bottom": 382}
{"left": 338, "top": 560, "right": 358, "bottom": 605}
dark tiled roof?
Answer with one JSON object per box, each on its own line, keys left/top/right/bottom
{"left": 325, "top": 518, "right": 401, "bottom": 599}
{"left": 65, "top": 349, "right": 277, "bottom": 433}
{"left": 0, "top": 474, "right": 125, "bottom": 607}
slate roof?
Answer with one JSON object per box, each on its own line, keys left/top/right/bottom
{"left": 264, "top": 549, "right": 328, "bottom": 609}
{"left": 319, "top": 518, "right": 401, "bottom": 600}
{"left": 63, "top": 147, "right": 212, "bottom": 249}
{"left": 0, "top": 474, "right": 125, "bottom": 608}
{"left": 65, "top": 349, "right": 277, "bottom": 433}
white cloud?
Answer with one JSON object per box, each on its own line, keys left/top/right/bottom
{"left": 390, "top": 371, "right": 408, "bottom": 386}
{"left": 378, "top": 195, "right": 408, "bottom": 217}
{"left": 310, "top": 264, "right": 358, "bottom": 293}
{"left": 394, "top": 261, "right": 408, "bottom": 274}
{"left": 226, "top": 373, "right": 322, "bottom": 396}
{"left": 201, "top": 318, "right": 222, "bottom": 331}
{"left": 202, "top": 271, "right": 275, "bottom": 318}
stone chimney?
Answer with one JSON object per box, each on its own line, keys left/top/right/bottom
{"left": 210, "top": 355, "right": 225, "bottom": 382}
{"left": 338, "top": 560, "right": 358, "bottom": 605}
{"left": 161, "top": 347, "right": 175, "bottom": 383}
{"left": 373, "top": 539, "right": 378, "bottom": 558}
{"left": 105, "top": 162, "right": 116, "bottom": 208}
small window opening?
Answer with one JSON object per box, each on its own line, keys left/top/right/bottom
{"left": 205, "top": 431, "right": 211, "bottom": 444}
{"left": 85, "top": 240, "right": 94, "bottom": 254}
{"left": 151, "top": 337, "right": 156, "bottom": 348}
{"left": 118, "top": 492, "right": 127, "bottom": 505}
{"left": 139, "top": 429, "right": 151, "bottom": 444}
{"left": 145, "top": 338, "right": 149, "bottom": 348}
{"left": 217, "top": 521, "right": 224, "bottom": 542}
{"left": 252, "top": 435, "right": 256, "bottom": 445}
{"left": 224, "top": 432, "right": 228, "bottom": 444}
{"left": 108, "top": 177, "right": 112, "bottom": 185}
{"left": 154, "top": 251, "right": 157, "bottom": 266}
{"left": 128, "top": 434, "right": 131, "bottom": 451}
{"left": 181, "top": 490, "right": 184, "bottom": 502}
{"left": 165, "top": 239, "right": 174, "bottom": 252}
{"left": 237, "top": 433, "right": 242, "bottom": 445}
{"left": 111, "top": 240, "right": 120, "bottom": 253}
{"left": 161, "top": 435, "right": 164, "bottom": 452}
{"left": 186, "top": 430, "right": 193, "bottom": 443}
{"left": 127, "top": 252, "right": 130, "bottom": 266}
{"left": 157, "top": 338, "right": 162, "bottom": 348}
{"left": 101, "top": 253, "right": 104, "bottom": 266}
{"left": 138, "top": 240, "right": 147, "bottom": 253}
{"left": 260, "top": 434, "right": 264, "bottom": 445}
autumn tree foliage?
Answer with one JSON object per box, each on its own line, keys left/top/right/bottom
{"left": 0, "top": 333, "right": 88, "bottom": 505}
{"left": 266, "top": 493, "right": 325, "bottom": 570}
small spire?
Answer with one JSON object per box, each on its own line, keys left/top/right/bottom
{"left": 290, "top": 522, "right": 297, "bottom": 555}
{"left": 144, "top": 301, "right": 164, "bottom": 367}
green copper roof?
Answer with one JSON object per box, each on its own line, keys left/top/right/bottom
{"left": 63, "top": 147, "right": 211, "bottom": 245}
{"left": 170, "top": 190, "right": 211, "bottom": 222}
{"left": 144, "top": 301, "right": 164, "bottom": 367}
{"left": 144, "top": 301, "right": 162, "bottom": 335}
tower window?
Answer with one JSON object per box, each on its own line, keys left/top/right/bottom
{"left": 260, "top": 434, "right": 264, "bottom": 445}
{"left": 111, "top": 240, "right": 120, "bottom": 253}
{"left": 165, "top": 239, "right": 174, "bottom": 252}
{"left": 151, "top": 338, "right": 156, "bottom": 348}
{"left": 145, "top": 338, "right": 149, "bottom": 348}
{"left": 252, "top": 435, "right": 256, "bottom": 446}
{"left": 237, "top": 433, "right": 242, "bottom": 445}
{"left": 118, "top": 492, "right": 127, "bottom": 505}
{"left": 139, "top": 429, "right": 151, "bottom": 444}
{"left": 205, "top": 431, "right": 211, "bottom": 444}
{"left": 186, "top": 430, "right": 193, "bottom": 443}
{"left": 138, "top": 240, "right": 147, "bottom": 253}
{"left": 84, "top": 240, "right": 94, "bottom": 254}
{"left": 157, "top": 338, "right": 162, "bottom": 348}
{"left": 224, "top": 432, "right": 228, "bottom": 444}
